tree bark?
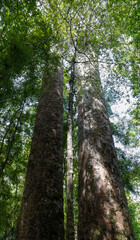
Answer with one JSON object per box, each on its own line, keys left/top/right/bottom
{"left": 17, "top": 67, "right": 64, "bottom": 240}
{"left": 66, "top": 56, "right": 75, "bottom": 240}
{"left": 76, "top": 54, "right": 135, "bottom": 240}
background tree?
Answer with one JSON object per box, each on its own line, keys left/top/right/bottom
{"left": 66, "top": 53, "right": 76, "bottom": 240}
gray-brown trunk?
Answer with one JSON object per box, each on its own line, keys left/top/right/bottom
{"left": 76, "top": 54, "right": 135, "bottom": 240}
{"left": 66, "top": 57, "right": 75, "bottom": 240}
{"left": 17, "top": 67, "right": 64, "bottom": 240}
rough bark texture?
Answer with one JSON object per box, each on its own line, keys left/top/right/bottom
{"left": 76, "top": 55, "right": 135, "bottom": 240}
{"left": 66, "top": 57, "right": 75, "bottom": 240}
{"left": 17, "top": 67, "right": 64, "bottom": 240}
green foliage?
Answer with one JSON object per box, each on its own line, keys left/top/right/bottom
{"left": 118, "top": 151, "right": 140, "bottom": 194}
{"left": 0, "top": 98, "right": 37, "bottom": 237}
{"left": 0, "top": 0, "right": 139, "bottom": 238}
{"left": 127, "top": 194, "right": 140, "bottom": 240}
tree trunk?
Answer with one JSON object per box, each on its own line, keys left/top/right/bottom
{"left": 17, "top": 67, "right": 64, "bottom": 240}
{"left": 66, "top": 56, "right": 75, "bottom": 240}
{"left": 76, "top": 54, "right": 135, "bottom": 240}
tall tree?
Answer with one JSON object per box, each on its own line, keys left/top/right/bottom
{"left": 17, "top": 65, "right": 64, "bottom": 240}
{"left": 76, "top": 53, "right": 135, "bottom": 240}
{"left": 66, "top": 53, "right": 76, "bottom": 240}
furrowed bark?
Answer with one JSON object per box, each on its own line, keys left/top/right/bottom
{"left": 76, "top": 54, "right": 135, "bottom": 240}
{"left": 66, "top": 55, "right": 75, "bottom": 240}
{"left": 17, "top": 66, "right": 64, "bottom": 240}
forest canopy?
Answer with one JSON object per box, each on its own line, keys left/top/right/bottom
{"left": 0, "top": 0, "right": 140, "bottom": 239}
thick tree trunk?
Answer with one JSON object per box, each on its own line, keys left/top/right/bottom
{"left": 66, "top": 57, "right": 75, "bottom": 240}
{"left": 76, "top": 55, "right": 135, "bottom": 240}
{"left": 17, "top": 67, "right": 64, "bottom": 240}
